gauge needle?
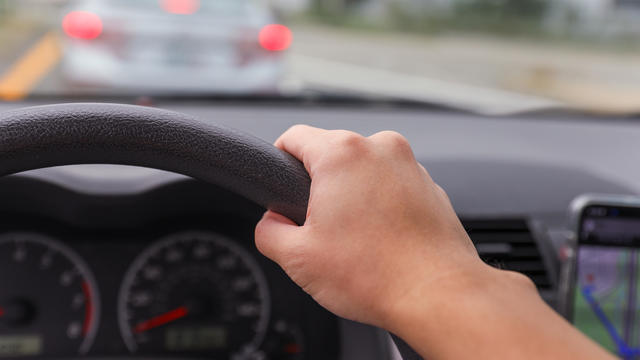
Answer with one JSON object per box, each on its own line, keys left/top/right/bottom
{"left": 133, "top": 306, "right": 188, "bottom": 333}
{"left": 0, "top": 306, "right": 4, "bottom": 317}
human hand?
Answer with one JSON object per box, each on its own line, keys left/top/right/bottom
{"left": 255, "top": 125, "right": 485, "bottom": 328}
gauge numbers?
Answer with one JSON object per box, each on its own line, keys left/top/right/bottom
{"left": 118, "top": 231, "right": 270, "bottom": 358}
{"left": 0, "top": 233, "right": 100, "bottom": 357}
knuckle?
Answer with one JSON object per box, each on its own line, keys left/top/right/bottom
{"left": 322, "top": 131, "right": 369, "bottom": 165}
{"left": 336, "top": 130, "right": 367, "bottom": 149}
{"left": 276, "top": 124, "right": 308, "bottom": 146}
{"left": 285, "top": 124, "right": 310, "bottom": 136}
{"left": 378, "top": 131, "right": 413, "bottom": 156}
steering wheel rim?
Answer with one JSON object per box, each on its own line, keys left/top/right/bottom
{"left": 0, "top": 102, "right": 422, "bottom": 359}
{"left": 0, "top": 103, "right": 310, "bottom": 225}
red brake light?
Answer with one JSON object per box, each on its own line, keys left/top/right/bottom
{"left": 161, "top": 0, "right": 200, "bottom": 15}
{"left": 259, "top": 24, "right": 292, "bottom": 52}
{"left": 62, "top": 11, "right": 103, "bottom": 40}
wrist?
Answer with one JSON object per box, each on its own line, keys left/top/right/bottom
{"left": 381, "top": 260, "right": 537, "bottom": 345}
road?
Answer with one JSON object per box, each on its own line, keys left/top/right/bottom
{"left": 286, "top": 24, "right": 640, "bottom": 114}
{"left": 2, "top": 21, "right": 640, "bottom": 114}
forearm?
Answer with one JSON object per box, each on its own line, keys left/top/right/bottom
{"left": 385, "top": 264, "right": 616, "bottom": 360}
{"left": 257, "top": 126, "right": 617, "bottom": 359}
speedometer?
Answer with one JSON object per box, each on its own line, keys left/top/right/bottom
{"left": 0, "top": 233, "right": 100, "bottom": 357}
{"left": 118, "top": 231, "right": 270, "bottom": 358}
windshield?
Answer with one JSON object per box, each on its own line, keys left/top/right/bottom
{"left": 1, "top": 0, "right": 639, "bottom": 114}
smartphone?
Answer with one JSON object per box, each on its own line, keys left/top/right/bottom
{"left": 561, "top": 194, "right": 640, "bottom": 358}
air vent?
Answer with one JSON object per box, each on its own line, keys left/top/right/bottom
{"left": 463, "top": 219, "right": 552, "bottom": 290}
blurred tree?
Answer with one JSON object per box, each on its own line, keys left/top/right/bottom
{"left": 385, "top": 0, "right": 552, "bottom": 35}
{"left": 311, "top": 0, "right": 342, "bottom": 14}
{"left": 310, "top": 0, "right": 366, "bottom": 17}
{"left": 448, "top": 0, "right": 552, "bottom": 34}
{"left": 0, "top": 0, "right": 17, "bottom": 17}
{"left": 305, "top": 0, "right": 553, "bottom": 37}
{"left": 454, "top": 0, "right": 550, "bottom": 20}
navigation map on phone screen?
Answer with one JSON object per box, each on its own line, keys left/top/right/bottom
{"left": 574, "top": 205, "right": 640, "bottom": 359}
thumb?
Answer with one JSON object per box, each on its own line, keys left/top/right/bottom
{"left": 255, "top": 210, "right": 304, "bottom": 264}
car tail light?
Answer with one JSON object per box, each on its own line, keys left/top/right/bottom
{"left": 62, "top": 11, "right": 103, "bottom": 40}
{"left": 161, "top": 0, "right": 200, "bottom": 15}
{"left": 258, "top": 24, "right": 292, "bottom": 52}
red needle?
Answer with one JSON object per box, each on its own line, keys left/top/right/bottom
{"left": 82, "top": 282, "right": 93, "bottom": 336}
{"left": 133, "top": 306, "right": 188, "bottom": 334}
{"left": 0, "top": 306, "right": 4, "bottom": 317}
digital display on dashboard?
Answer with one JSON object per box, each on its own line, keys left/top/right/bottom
{"left": 0, "top": 335, "right": 42, "bottom": 357}
{"left": 574, "top": 205, "right": 640, "bottom": 358}
{"left": 164, "top": 326, "right": 227, "bottom": 351}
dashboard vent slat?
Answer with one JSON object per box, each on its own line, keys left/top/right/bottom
{"left": 501, "top": 260, "right": 547, "bottom": 272}
{"left": 463, "top": 219, "right": 552, "bottom": 290}
{"left": 469, "top": 233, "right": 534, "bottom": 243}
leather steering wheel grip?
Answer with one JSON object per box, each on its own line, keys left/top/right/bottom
{"left": 0, "top": 103, "right": 310, "bottom": 225}
{"left": 0, "top": 102, "right": 423, "bottom": 359}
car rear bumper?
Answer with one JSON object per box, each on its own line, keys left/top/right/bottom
{"left": 60, "top": 49, "right": 285, "bottom": 94}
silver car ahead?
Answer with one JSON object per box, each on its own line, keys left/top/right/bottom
{"left": 60, "top": 0, "right": 290, "bottom": 95}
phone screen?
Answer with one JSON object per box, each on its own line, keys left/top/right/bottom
{"left": 574, "top": 204, "right": 640, "bottom": 358}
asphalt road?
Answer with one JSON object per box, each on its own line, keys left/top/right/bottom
{"left": 286, "top": 24, "right": 640, "bottom": 114}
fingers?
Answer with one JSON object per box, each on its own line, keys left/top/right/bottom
{"left": 276, "top": 125, "right": 372, "bottom": 174}
{"left": 255, "top": 210, "right": 304, "bottom": 264}
{"left": 277, "top": 126, "right": 434, "bottom": 185}
{"left": 275, "top": 125, "right": 330, "bottom": 174}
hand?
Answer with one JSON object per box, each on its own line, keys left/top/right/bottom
{"left": 256, "top": 125, "right": 617, "bottom": 360}
{"left": 254, "top": 125, "right": 485, "bottom": 328}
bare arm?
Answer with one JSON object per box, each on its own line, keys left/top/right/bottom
{"left": 254, "top": 125, "right": 616, "bottom": 360}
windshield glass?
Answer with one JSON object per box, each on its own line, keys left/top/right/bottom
{"left": 1, "top": 0, "right": 639, "bottom": 114}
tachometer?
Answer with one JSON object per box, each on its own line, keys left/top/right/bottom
{"left": 0, "top": 233, "right": 100, "bottom": 357}
{"left": 118, "top": 231, "right": 270, "bottom": 358}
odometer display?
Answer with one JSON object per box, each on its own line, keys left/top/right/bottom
{"left": 118, "top": 231, "right": 270, "bottom": 358}
{"left": 165, "top": 325, "right": 227, "bottom": 351}
{"left": 0, "top": 233, "right": 100, "bottom": 357}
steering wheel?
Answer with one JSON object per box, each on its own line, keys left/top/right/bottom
{"left": 0, "top": 103, "right": 421, "bottom": 360}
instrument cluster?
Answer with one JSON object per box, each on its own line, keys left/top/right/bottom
{"left": 0, "top": 221, "right": 338, "bottom": 360}
{"left": 0, "top": 175, "right": 339, "bottom": 360}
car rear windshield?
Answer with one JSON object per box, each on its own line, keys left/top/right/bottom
{"left": 112, "top": 0, "right": 249, "bottom": 16}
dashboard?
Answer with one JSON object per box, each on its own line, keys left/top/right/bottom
{"left": 1, "top": 99, "right": 640, "bottom": 359}
{"left": 0, "top": 175, "right": 341, "bottom": 359}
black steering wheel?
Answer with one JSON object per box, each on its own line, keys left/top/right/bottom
{"left": 0, "top": 103, "right": 421, "bottom": 359}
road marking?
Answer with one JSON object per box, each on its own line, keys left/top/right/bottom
{"left": 0, "top": 32, "right": 61, "bottom": 101}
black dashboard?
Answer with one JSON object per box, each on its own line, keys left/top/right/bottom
{"left": 0, "top": 175, "right": 339, "bottom": 359}
{"left": 1, "top": 99, "right": 640, "bottom": 360}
